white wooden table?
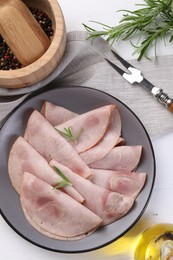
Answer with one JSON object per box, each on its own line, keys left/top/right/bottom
{"left": 1, "top": 1, "right": 173, "bottom": 259}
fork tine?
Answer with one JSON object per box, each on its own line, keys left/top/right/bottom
{"left": 105, "top": 58, "right": 125, "bottom": 76}
{"left": 111, "top": 49, "right": 134, "bottom": 69}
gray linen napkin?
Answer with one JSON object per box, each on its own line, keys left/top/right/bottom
{"left": 0, "top": 31, "right": 173, "bottom": 137}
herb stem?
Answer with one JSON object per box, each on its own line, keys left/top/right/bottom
{"left": 55, "top": 126, "right": 83, "bottom": 143}
{"left": 52, "top": 166, "right": 72, "bottom": 190}
{"left": 83, "top": 0, "right": 173, "bottom": 60}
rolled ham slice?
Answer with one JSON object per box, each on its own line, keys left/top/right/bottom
{"left": 50, "top": 159, "right": 135, "bottom": 226}
{"left": 24, "top": 110, "right": 93, "bottom": 179}
{"left": 91, "top": 169, "right": 147, "bottom": 199}
{"left": 8, "top": 136, "right": 84, "bottom": 203}
{"left": 80, "top": 105, "right": 121, "bottom": 164}
{"left": 89, "top": 145, "right": 142, "bottom": 172}
{"left": 54, "top": 105, "right": 113, "bottom": 153}
{"left": 41, "top": 101, "right": 77, "bottom": 125}
{"left": 20, "top": 172, "right": 102, "bottom": 240}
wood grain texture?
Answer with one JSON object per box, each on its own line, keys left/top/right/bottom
{"left": 0, "top": 0, "right": 50, "bottom": 66}
{"left": 0, "top": 0, "right": 66, "bottom": 89}
{"left": 168, "top": 102, "right": 173, "bottom": 112}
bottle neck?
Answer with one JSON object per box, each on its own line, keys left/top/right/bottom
{"left": 161, "top": 240, "right": 173, "bottom": 260}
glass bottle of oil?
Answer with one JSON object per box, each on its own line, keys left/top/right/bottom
{"left": 134, "top": 223, "right": 173, "bottom": 260}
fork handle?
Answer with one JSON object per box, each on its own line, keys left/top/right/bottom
{"left": 168, "top": 102, "right": 173, "bottom": 112}
{"left": 151, "top": 87, "right": 173, "bottom": 112}
{"left": 141, "top": 79, "right": 173, "bottom": 112}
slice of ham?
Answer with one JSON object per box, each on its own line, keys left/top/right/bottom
{"left": 50, "top": 159, "right": 135, "bottom": 226}
{"left": 80, "top": 105, "right": 121, "bottom": 164}
{"left": 89, "top": 145, "right": 142, "bottom": 171}
{"left": 41, "top": 102, "right": 122, "bottom": 163}
{"left": 116, "top": 137, "right": 125, "bottom": 146}
{"left": 8, "top": 136, "right": 84, "bottom": 203}
{"left": 91, "top": 169, "right": 147, "bottom": 199}
{"left": 54, "top": 105, "right": 113, "bottom": 153}
{"left": 24, "top": 110, "right": 93, "bottom": 179}
{"left": 41, "top": 101, "right": 77, "bottom": 125}
{"left": 20, "top": 172, "right": 102, "bottom": 240}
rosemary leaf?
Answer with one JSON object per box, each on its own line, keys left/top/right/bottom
{"left": 55, "top": 126, "right": 83, "bottom": 143}
{"left": 53, "top": 166, "right": 71, "bottom": 183}
{"left": 83, "top": 0, "right": 173, "bottom": 60}
{"left": 52, "top": 180, "right": 71, "bottom": 190}
{"left": 52, "top": 166, "right": 72, "bottom": 190}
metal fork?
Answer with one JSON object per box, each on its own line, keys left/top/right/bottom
{"left": 105, "top": 50, "right": 173, "bottom": 112}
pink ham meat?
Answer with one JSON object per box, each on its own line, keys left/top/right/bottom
{"left": 50, "top": 159, "right": 135, "bottom": 226}
{"left": 54, "top": 105, "right": 113, "bottom": 153}
{"left": 41, "top": 101, "right": 77, "bottom": 125}
{"left": 91, "top": 169, "right": 147, "bottom": 199}
{"left": 8, "top": 136, "right": 84, "bottom": 203}
{"left": 24, "top": 110, "right": 93, "bottom": 179}
{"left": 116, "top": 137, "right": 125, "bottom": 146}
{"left": 89, "top": 145, "right": 142, "bottom": 171}
{"left": 80, "top": 105, "right": 121, "bottom": 164}
{"left": 41, "top": 102, "right": 122, "bottom": 163}
{"left": 20, "top": 172, "right": 102, "bottom": 240}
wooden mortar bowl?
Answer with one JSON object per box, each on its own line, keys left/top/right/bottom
{"left": 0, "top": 0, "right": 66, "bottom": 89}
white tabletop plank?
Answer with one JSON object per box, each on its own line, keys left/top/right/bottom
{"left": 1, "top": 132, "right": 173, "bottom": 259}
{"left": 58, "top": 0, "right": 173, "bottom": 59}
{"left": 1, "top": 1, "right": 173, "bottom": 259}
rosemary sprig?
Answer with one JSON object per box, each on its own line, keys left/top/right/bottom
{"left": 52, "top": 166, "right": 72, "bottom": 190}
{"left": 55, "top": 126, "right": 83, "bottom": 143}
{"left": 83, "top": 0, "right": 173, "bottom": 60}
{"left": 52, "top": 180, "right": 71, "bottom": 190}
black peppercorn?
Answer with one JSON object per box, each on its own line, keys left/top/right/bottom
{"left": 0, "top": 7, "right": 54, "bottom": 71}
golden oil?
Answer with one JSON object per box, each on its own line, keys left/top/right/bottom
{"left": 134, "top": 223, "right": 173, "bottom": 260}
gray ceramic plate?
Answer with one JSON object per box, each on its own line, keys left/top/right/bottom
{"left": 0, "top": 86, "right": 155, "bottom": 253}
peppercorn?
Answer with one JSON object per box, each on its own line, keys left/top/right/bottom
{"left": 29, "top": 7, "right": 54, "bottom": 38}
{"left": 0, "top": 7, "right": 54, "bottom": 71}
